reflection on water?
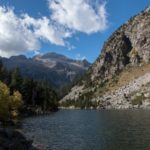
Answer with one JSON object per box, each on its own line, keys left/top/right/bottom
{"left": 22, "top": 110, "right": 150, "bottom": 150}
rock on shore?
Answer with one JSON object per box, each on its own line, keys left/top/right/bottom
{"left": 0, "top": 128, "right": 38, "bottom": 150}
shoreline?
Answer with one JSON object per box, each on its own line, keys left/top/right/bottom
{"left": 0, "top": 126, "right": 38, "bottom": 150}
{"left": 59, "top": 106, "right": 150, "bottom": 110}
{"left": 0, "top": 108, "right": 59, "bottom": 150}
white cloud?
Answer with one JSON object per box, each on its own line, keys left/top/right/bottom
{"left": 0, "top": 7, "right": 40, "bottom": 57}
{"left": 0, "top": 0, "right": 108, "bottom": 57}
{"left": 65, "top": 42, "right": 75, "bottom": 51}
{"left": 75, "top": 53, "right": 87, "bottom": 60}
{"left": 49, "top": 0, "right": 107, "bottom": 34}
{"left": 0, "top": 6, "right": 71, "bottom": 57}
{"left": 22, "top": 14, "right": 71, "bottom": 46}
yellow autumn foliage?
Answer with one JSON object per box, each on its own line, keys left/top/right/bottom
{"left": 0, "top": 81, "right": 23, "bottom": 121}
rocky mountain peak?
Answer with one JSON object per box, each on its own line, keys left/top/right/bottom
{"left": 33, "top": 52, "right": 90, "bottom": 69}
{"left": 40, "top": 52, "right": 68, "bottom": 60}
{"left": 0, "top": 52, "right": 90, "bottom": 89}
{"left": 91, "top": 6, "right": 150, "bottom": 82}
{"left": 10, "top": 55, "right": 27, "bottom": 60}
{"left": 144, "top": 6, "right": 150, "bottom": 13}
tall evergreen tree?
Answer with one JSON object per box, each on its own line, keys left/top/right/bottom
{"left": 0, "top": 61, "right": 58, "bottom": 111}
{"left": 9, "top": 68, "right": 22, "bottom": 92}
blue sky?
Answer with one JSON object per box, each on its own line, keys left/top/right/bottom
{"left": 0, "top": 0, "right": 149, "bottom": 62}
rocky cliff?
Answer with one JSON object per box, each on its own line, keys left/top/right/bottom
{"left": 61, "top": 7, "right": 150, "bottom": 109}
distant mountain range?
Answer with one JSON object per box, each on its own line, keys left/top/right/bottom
{"left": 0, "top": 52, "right": 91, "bottom": 88}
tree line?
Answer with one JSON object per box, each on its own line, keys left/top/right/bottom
{"left": 0, "top": 61, "right": 58, "bottom": 115}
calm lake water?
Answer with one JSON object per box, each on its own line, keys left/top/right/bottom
{"left": 22, "top": 110, "right": 150, "bottom": 150}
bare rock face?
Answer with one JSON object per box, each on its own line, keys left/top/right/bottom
{"left": 61, "top": 7, "right": 150, "bottom": 109}
{"left": 91, "top": 7, "right": 150, "bottom": 82}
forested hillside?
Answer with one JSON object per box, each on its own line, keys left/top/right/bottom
{"left": 0, "top": 61, "right": 58, "bottom": 113}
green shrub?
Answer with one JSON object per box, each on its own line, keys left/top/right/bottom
{"left": 131, "top": 94, "right": 144, "bottom": 106}
{"left": 60, "top": 98, "right": 98, "bottom": 109}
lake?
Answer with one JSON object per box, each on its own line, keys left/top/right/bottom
{"left": 22, "top": 110, "right": 150, "bottom": 150}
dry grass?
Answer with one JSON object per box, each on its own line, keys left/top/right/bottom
{"left": 108, "top": 63, "right": 150, "bottom": 92}
{"left": 94, "top": 63, "right": 150, "bottom": 97}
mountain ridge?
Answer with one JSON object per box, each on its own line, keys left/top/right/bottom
{"left": 0, "top": 52, "right": 91, "bottom": 90}
{"left": 61, "top": 6, "right": 150, "bottom": 109}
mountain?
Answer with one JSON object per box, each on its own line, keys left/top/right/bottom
{"left": 0, "top": 52, "right": 90, "bottom": 89}
{"left": 61, "top": 7, "right": 150, "bottom": 109}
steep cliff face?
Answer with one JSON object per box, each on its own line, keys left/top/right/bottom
{"left": 91, "top": 7, "right": 150, "bottom": 83}
{"left": 61, "top": 7, "right": 150, "bottom": 109}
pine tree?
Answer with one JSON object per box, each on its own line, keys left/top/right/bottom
{"left": 9, "top": 68, "right": 22, "bottom": 92}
